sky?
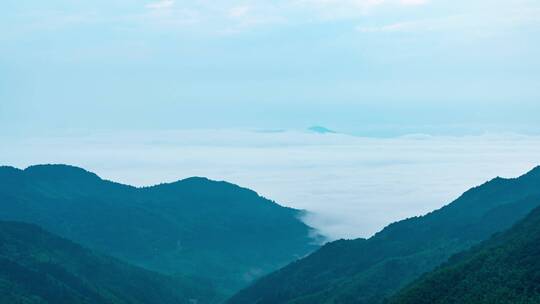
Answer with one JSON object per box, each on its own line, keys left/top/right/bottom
{"left": 1, "top": 1, "right": 540, "bottom": 239}
{"left": 1, "top": 0, "right": 540, "bottom": 136}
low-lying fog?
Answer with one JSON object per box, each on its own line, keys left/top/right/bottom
{"left": 3, "top": 129, "right": 540, "bottom": 240}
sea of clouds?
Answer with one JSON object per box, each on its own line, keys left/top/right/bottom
{"left": 2, "top": 129, "right": 540, "bottom": 240}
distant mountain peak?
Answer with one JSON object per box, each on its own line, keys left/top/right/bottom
{"left": 526, "top": 165, "right": 540, "bottom": 176}
{"left": 180, "top": 176, "right": 214, "bottom": 183}
{"left": 24, "top": 164, "right": 101, "bottom": 181}
{"left": 0, "top": 166, "right": 24, "bottom": 182}
{"left": 0, "top": 166, "right": 23, "bottom": 174}
{"left": 308, "top": 126, "right": 337, "bottom": 134}
{"left": 148, "top": 176, "right": 235, "bottom": 190}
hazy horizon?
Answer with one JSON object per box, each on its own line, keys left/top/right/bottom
{"left": 3, "top": 129, "right": 540, "bottom": 239}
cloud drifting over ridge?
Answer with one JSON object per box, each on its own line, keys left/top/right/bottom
{"left": 20, "top": 0, "right": 534, "bottom": 35}
{"left": 2, "top": 130, "right": 540, "bottom": 240}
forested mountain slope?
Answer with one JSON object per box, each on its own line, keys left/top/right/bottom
{"left": 390, "top": 201, "right": 540, "bottom": 304}
{"left": 0, "top": 164, "right": 318, "bottom": 299}
{"left": 0, "top": 220, "right": 217, "bottom": 304}
{"left": 228, "top": 166, "right": 540, "bottom": 304}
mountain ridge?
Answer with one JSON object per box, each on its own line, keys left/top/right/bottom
{"left": 0, "top": 220, "right": 218, "bottom": 304}
{"left": 389, "top": 199, "right": 540, "bottom": 304}
{"left": 0, "top": 164, "right": 318, "bottom": 300}
{"left": 228, "top": 165, "right": 540, "bottom": 304}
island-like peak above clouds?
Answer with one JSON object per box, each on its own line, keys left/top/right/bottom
{"left": 0, "top": 164, "right": 319, "bottom": 301}
{"left": 308, "top": 126, "right": 337, "bottom": 134}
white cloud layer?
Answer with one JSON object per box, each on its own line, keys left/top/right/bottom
{"left": 146, "top": 0, "right": 175, "bottom": 10}
{"left": 10, "top": 0, "right": 539, "bottom": 36}
{"left": 134, "top": 0, "right": 540, "bottom": 35}
{"left": 399, "top": 0, "right": 429, "bottom": 6}
{"left": 2, "top": 130, "right": 540, "bottom": 240}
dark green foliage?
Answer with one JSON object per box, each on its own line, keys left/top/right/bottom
{"left": 390, "top": 203, "right": 540, "bottom": 304}
{"left": 0, "top": 220, "right": 217, "bottom": 304}
{"left": 228, "top": 166, "right": 540, "bottom": 304}
{"left": 0, "top": 164, "right": 318, "bottom": 299}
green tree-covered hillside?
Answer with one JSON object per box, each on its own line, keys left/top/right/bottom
{"left": 0, "top": 220, "right": 217, "bottom": 304}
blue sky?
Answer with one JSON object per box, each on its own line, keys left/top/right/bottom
{"left": 2, "top": 0, "right": 540, "bottom": 136}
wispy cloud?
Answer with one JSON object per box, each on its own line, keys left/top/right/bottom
{"left": 399, "top": 0, "right": 429, "bottom": 6}
{"left": 138, "top": 0, "right": 432, "bottom": 33}
{"left": 356, "top": 7, "right": 540, "bottom": 34}
{"left": 228, "top": 5, "right": 251, "bottom": 18}
{"left": 356, "top": 21, "right": 417, "bottom": 32}
{"left": 292, "top": 0, "right": 430, "bottom": 19}
{"left": 142, "top": 0, "right": 201, "bottom": 27}
{"left": 8, "top": 0, "right": 540, "bottom": 36}
{"left": 146, "top": 0, "right": 175, "bottom": 10}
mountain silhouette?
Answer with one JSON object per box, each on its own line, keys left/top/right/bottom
{"left": 0, "top": 164, "right": 318, "bottom": 300}
{"left": 0, "top": 220, "right": 218, "bottom": 304}
{"left": 228, "top": 166, "right": 540, "bottom": 304}
{"left": 390, "top": 200, "right": 540, "bottom": 303}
